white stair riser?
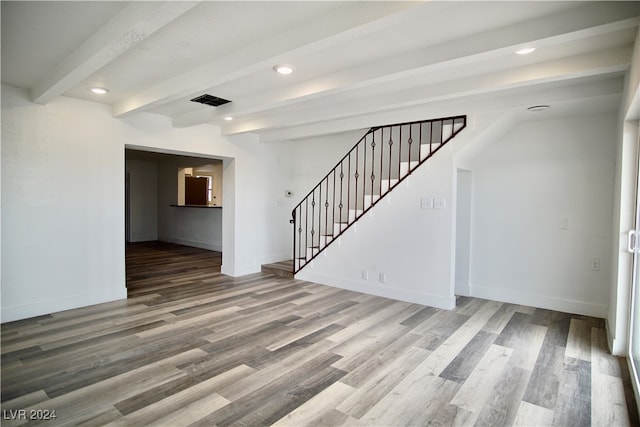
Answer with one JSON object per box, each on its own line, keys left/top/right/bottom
{"left": 348, "top": 209, "right": 363, "bottom": 222}
{"left": 381, "top": 179, "right": 399, "bottom": 192}
{"left": 421, "top": 143, "right": 442, "bottom": 160}
{"left": 399, "top": 161, "right": 418, "bottom": 177}
{"left": 364, "top": 194, "right": 380, "bottom": 208}
{"left": 334, "top": 222, "right": 348, "bottom": 235}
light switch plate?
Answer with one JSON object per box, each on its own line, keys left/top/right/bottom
{"left": 421, "top": 197, "right": 433, "bottom": 209}
{"left": 434, "top": 197, "right": 446, "bottom": 209}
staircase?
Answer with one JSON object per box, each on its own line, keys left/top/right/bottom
{"left": 291, "top": 115, "right": 467, "bottom": 274}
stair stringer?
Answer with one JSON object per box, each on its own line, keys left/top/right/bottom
{"left": 295, "top": 112, "right": 514, "bottom": 309}
{"left": 295, "top": 142, "right": 458, "bottom": 309}
{"left": 292, "top": 116, "right": 467, "bottom": 274}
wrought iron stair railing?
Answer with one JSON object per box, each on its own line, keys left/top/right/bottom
{"left": 291, "top": 115, "right": 467, "bottom": 274}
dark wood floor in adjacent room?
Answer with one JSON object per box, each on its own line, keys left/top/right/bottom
{"left": 1, "top": 242, "right": 637, "bottom": 426}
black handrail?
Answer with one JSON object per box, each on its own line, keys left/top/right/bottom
{"left": 292, "top": 115, "right": 467, "bottom": 274}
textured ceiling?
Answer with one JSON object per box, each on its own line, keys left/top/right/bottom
{"left": 2, "top": 1, "right": 638, "bottom": 142}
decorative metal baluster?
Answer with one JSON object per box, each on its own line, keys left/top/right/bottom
{"left": 370, "top": 131, "right": 376, "bottom": 208}
{"left": 304, "top": 198, "right": 309, "bottom": 262}
{"left": 301, "top": 205, "right": 305, "bottom": 263}
{"left": 398, "top": 125, "right": 403, "bottom": 180}
{"left": 388, "top": 129, "right": 393, "bottom": 185}
{"left": 332, "top": 169, "right": 336, "bottom": 238}
{"left": 325, "top": 178, "right": 329, "bottom": 247}
{"left": 317, "top": 185, "right": 321, "bottom": 253}
{"left": 362, "top": 136, "right": 366, "bottom": 212}
{"left": 292, "top": 208, "right": 297, "bottom": 269}
{"left": 419, "top": 121, "right": 423, "bottom": 162}
{"left": 379, "top": 128, "right": 384, "bottom": 197}
{"left": 347, "top": 153, "right": 351, "bottom": 223}
{"left": 339, "top": 162, "right": 344, "bottom": 230}
{"left": 354, "top": 145, "right": 359, "bottom": 221}
{"left": 429, "top": 121, "right": 433, "bottom": 156}
{"left": 408, "top": 124, "right": 413, "bottom": 167}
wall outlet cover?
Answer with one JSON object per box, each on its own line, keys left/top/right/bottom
{"left": 421, "top": 197, "right": 433, "bottom": 209}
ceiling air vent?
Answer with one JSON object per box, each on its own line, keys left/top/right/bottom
{"left": 190, "top": 94, "right": 231, "bottom": 107}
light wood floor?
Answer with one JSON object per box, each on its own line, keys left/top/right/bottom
{"left": 1, "top": 242, "right": 638, "bottom": 426}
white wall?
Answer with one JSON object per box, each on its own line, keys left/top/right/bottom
{"left": 455, "top": 169, "right": 472, "bottom": 293}
{"left": 126, "top": 159, "right": 158, "bottom": 242}
{"left": 1, "top": 84, "right": 292, "bottom": 322}
{"left": 2, "top": 86, "right": 127, "bottom": 322}
{"left": 292, "top": 112, "right": 617, "bottom": 316}
{"left": 156, "top": 156, "right": 222, "bottom": 251}
{"left": 468, "top": 114, "right": 616, "bottom": 317}
{"left": 294, "top": 130, "right": 459, "bottom": 309}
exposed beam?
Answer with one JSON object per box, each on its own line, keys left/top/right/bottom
{"left": 112, "top": 1, "right": 435, "bottom": 117}
{"left": 224, "top": 47, "right": 630, "bottom": 137}
{"left": 171, "top": 1, "right": 639, "bottom": 129}
{"left": 256, "top": 78, "right": 623, "bottom": 143}
{"left": 30, "top": 1, "right": 199, "bottom": 104}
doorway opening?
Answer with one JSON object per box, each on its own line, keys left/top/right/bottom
{"left": 124, "top": 148, "right": 227, "bottom": 293}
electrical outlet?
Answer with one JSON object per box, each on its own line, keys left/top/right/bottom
{"left": 434, "top": 197, "right": 446, "bottom": 209}
{"left": 362, "top": 270, "right": 369, "bottom": 280}
{"left": 591, "top": 258, "right": 600, "bottom": 271}
{"left": 379, "top": 273, "right": 386, "bottom": 283}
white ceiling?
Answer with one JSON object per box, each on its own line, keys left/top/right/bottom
{"left": 2, "top": 1, "right": 639, "bottom": 142}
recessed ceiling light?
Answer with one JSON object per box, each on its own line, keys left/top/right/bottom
{"left": 224, "top": 116, "right": 233, "bottom": 121}
{"left": 273, "top": 64, "right": 294, "bottom": 75}
{"left": 527, "top": 105, "right": 550, "bottom": 112}
{"left": 516, "top": 47, "right": 536, "bottom": 55}
{"left": 90, "top": 87, "right": 109, "bottom": 95}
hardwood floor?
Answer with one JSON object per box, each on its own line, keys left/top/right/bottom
{"left": 126, "top": 241, "right": 222, "bottom": 293}
{"left": 261, "top": 260, "right": 294, "bottom": 279}
{"left": 1, "top": 242, "right": 638, "bottom": 426}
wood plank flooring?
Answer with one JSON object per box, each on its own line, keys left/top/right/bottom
{"left": 126, "top": 241, "right": 222, "bottom": 293}
{"left": 261, "top": 261, "right": 294, "bottom": 279}
{"left": 1, "top": 242, "right": 638, "bottom": 426}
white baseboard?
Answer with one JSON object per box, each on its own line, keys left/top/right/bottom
{"left": 160, "top": 237, "right": 222, "bottom": 252}
{"left": 466, "top": 283, "right": 606, "bottom": 318}
{"left": 221, "top": 263, "right": 260, "bottom": 277}
{"left": 605, "top": 316, "right": 627, "bottom": 356}
{"left": 1, "top": 287, "right": 128, "bottom": 323}
{"left": 455, "top": 280, "right": 471, "bottom": 297}
{"left": 296, "top": 271, "right": 456, "bottom": 310}
{"left": 129, "top": 234, "right": 157, "bottom": 243}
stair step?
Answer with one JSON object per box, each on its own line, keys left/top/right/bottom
{"left": 261, "top": 260, "right": 294, "bottom": 278}
{"left": 348, "top": 209, "right": 363, "bottom": 222}
{"left": 444, "top": 122, "right": 454, "bottom": 140}
{"left": 381, "top": 178, "right": 399, "bottom": 192}
{"left": 334, "top": 222, "right": 349, "bottom": 235}
{"left": 319, "top": 234, "right": 333, "bottom": 245}
{"left": 420, "top": 143, "right": 441, "bottom": 160}
{"left": 364, "top": 194, "right": 380, "bottom": 208}
{"left": 400, "top": 161, "right": 419, "bottom": 177}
